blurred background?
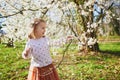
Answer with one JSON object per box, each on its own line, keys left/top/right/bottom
{"left": 0, "top": 0, "right": 120, "bottom": 80}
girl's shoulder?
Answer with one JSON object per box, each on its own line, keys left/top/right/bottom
{"left": 26, "top": 39, "right": 31, "bottom": 44}
{"left": 27, "top": 36, "right": 49, "bottom": 43}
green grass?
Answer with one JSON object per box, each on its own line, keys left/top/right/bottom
{"left": 98, "top": 36, "right": 120, "bottom": 40}
{"left": 0, "top": 41, "right": 120, "bottom": 80}
{"left": 99, "top": 42, "right": 120, "bottom": 56}
{"left": 0, "top": 42, "right": 29, "bottom": 80}
{"left": 99, "top": 42, "right": 120, "bottom": 52}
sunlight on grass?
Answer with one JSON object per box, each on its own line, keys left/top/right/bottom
{"left": 99, "top": 42, "right": 120, "bottom": 54}
{"left": 0, "top": 42, "right": 120, "bottom": 80}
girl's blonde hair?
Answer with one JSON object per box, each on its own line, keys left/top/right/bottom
{"left": 28, "top": 18, "right": 46, "bottom": 39}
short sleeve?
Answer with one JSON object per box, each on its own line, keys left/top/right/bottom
{"left": 45, "top": 37, "right": 50, "bottom": 45}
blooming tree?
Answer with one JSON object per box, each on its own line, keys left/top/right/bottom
{"left": 68, "top": 0, "right": 120, "bottom": 52}
{"left": 0, "top": 0, "right": 119, "bottom": 52}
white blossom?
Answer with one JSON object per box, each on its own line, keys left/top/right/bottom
{"left": 88, "top": 38, "right": 97, "bottom": 46}
{"left": 87, "top": 25, "right": 90, "bottom": 28}
{"left": 104, "top": 14, "right": 111, "bottom": 24}
{"left": 84, "top": 0, "right": 94, "bottom": 8}
{"left": 0, "top": 0, "right": 118, "bottom": 49}
{"left": 78, "top": 42, "right": 85, "bottom": 50}
{"left": 98, "top": 28, "right": 104, "bottom": 35}
{"left": 81, "top": 10, "right": 89, "bottom": 16}
{"left": 91, "top": 23, "right": 98, "bottom": 28}
{"left": 99, "top": 0, "right": 104, "bottom": 4}
{"left": 112, "top": 14, "right": 115, "bottom": 17}
{"left": 87, "top": 29, "right": 90, "bottom": 33}
{"left": 48, "top": 7, "right": 63, "bottom": 23}
{"left": 1, "top": 28, "right": 8, "bottom": 34}
{"left": 117, "top": 18, "right": 120, "bottom": 20}
{"left": 90, "top": 29, "right": 93, "bottom": 32}
{"left": 89, "top": 9, "right": 93, "bottom": 12}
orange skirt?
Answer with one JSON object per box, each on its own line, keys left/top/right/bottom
{"left": 27, "top": 63, "right": 60, "bottom": 80}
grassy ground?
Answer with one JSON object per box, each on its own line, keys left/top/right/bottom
{"left": 0, "top": 41, "right": 120, "bottom": 80}
{"left": 98, "top": 36, "right": 120, "bottom": 41}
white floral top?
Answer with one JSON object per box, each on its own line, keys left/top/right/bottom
{"left": 22, "top": 37, "right": 66, "bottom": 67}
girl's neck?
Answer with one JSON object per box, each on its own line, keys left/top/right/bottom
{"left": 34, "top": 33, "right": 42, "bottom": 39}
{"left": 35, "top": 36, "right": 42, "bottom": 39}
{"left": 34, "top": 35, "right": 45, "bottom": 40}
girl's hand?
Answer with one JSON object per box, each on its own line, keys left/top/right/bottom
{"left": 24, "top": 47, "right": 32, "bottom": 57}
{"left": 66, "top": 35, "right": 74, "bottom": 42}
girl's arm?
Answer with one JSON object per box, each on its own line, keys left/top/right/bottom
{"left": 47, "top": 35, "right": 73, "bottom": 47}
{"left": 22, "top": 41, "right": 32, "bottom": 59}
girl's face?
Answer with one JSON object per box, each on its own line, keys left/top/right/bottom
{"left": 35, "top": 22, "right": 46, "bottom": 38}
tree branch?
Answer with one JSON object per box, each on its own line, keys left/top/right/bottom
{"left": 96, "top": 2, "right": 114, "bottom": 22}
{"left": 94, "top": 9, "right": 101, "bottom": 14}
{"left": 0, "top": 10, "right": 24, "bottom": 18}
{"left": 5, "top": 0, "right": 20, "bottom": 11}
{"left": 107, "top": 2, "right": 114, "bottom": 10}
{"left": 0, "top": 0, "right": 56, "bottom": 18}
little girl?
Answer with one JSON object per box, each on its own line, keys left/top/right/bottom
{"left": 22, "top": 18, "right": 71, "bottom": 80}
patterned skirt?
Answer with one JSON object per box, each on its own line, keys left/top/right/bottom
{"left": 27, "top": 63, "right": 60, "bottom": 80}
